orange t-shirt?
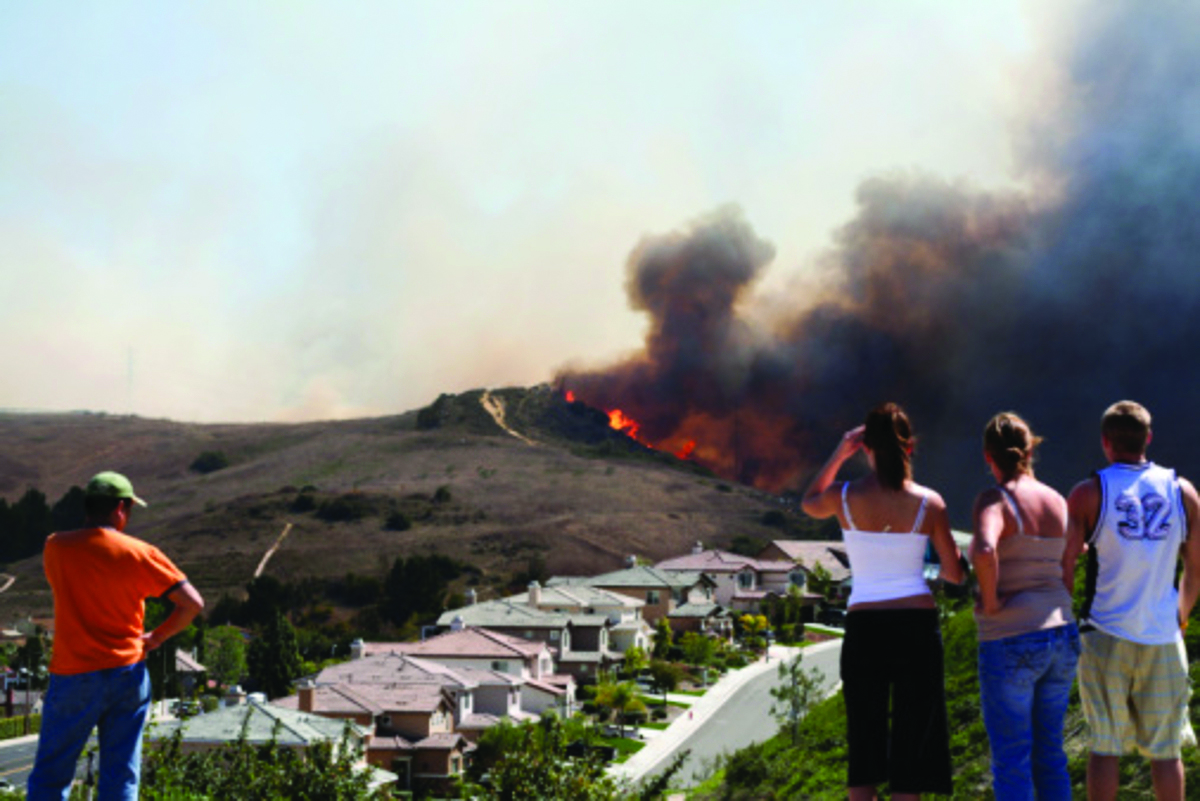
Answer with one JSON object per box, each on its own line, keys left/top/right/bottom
{"left": 43, "top": 527, "right": 187, "bottom": 676}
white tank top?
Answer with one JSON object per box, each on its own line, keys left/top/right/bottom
{"left": 1084, "top": 462, "right": 1186, "bottom": 645}
{"left": 841, "top": 483, "right": 933, "bottom": 606}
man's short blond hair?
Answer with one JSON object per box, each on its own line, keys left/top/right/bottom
{"left": 1101, "top": 400, "right": 1152, "bottom": 458}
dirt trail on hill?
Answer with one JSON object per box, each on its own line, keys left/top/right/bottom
{"left": 254, "top": 523, "right": 293, "bottom": 579}
{"left": 480, "top": 390, "right": 537, "bottom": 445}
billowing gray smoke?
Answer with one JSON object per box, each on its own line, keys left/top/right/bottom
{"left": 558, "top": 2, "right": 1200, "bottom": 520}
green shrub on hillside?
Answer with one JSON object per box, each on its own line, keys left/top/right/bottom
{"left": 190, "top": 451, "right": 230, "bottom": 474}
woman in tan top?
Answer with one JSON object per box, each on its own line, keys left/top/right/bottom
{"left": 970, "top": 412, "right": 1078, "bottom": 800}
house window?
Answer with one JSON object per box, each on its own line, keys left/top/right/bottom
{"left": 491, "top": 661, "right": 509, "bottom": 671}
{"left": 790, "top": 570, "right": 806, "bottom": 588}
{"left": 452, "top": 756, "right": 462, "bottom": 774}
{"left": 549, "top": 630, "right": 560, "bottom": 641}
{"left": 647, "top": 591, "right": 660, "bottom": 604}
{"left": 738, "top": 572, "right": 754, "bottom": 589}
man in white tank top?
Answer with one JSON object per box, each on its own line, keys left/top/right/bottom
{"left": 1063, "top": 401, "right": 1200, "bottom": 801}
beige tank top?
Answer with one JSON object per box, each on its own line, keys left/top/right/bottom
{"left": 975, "top": 487, "right": 1075, "bottom": 642}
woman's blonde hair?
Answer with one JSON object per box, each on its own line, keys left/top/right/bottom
{"left": 983, "top": 412, "right": 1042, "bottom": 480}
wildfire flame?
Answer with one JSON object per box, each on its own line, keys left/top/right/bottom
{"left": 607, "top": 408, "right": 641, "bottom": 440}
{"left": 564, "top": 388, "right": 695, "bottom": 461}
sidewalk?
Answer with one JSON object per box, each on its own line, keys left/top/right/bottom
{"left": 610, "top": 640, "right": 841, "bottom": 783}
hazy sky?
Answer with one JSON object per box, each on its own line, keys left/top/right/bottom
{"left": 0, "top": 1, "right": 1050, "bottom": 422}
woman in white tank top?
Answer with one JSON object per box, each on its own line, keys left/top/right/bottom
{"left": 802, "top": 403, "right": 964, "bottom": 801}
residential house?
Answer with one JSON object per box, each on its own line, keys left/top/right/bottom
{"left": 273, "top": 680, "right": 470, "bottom": 794}
{"left": 363, "top": 629, "right": 574, "bottom": 719}
{"left": 316, "top": 647, "right": 566, "bottom": 733}
{"left": 434, "top": 597, "right": 618, "bottom": 681}
{"left": 552, "top": 563, "right": 718, "bottom": 626}
{"left": 147, "top": 697, "right": 397, "bottom": 793}
{"left": 505, "top": 582, "right": 653, "bottom": 654}
{"left": 655, "top": 543, "right": 800, "bottom": 611}
{"left": 757, "top": 540, "right": 852, "bottom": 602}
{"left": 175, "top": 649, "right": 207, "bottom": 697}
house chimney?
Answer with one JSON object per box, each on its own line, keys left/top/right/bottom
{"left": 350, "top": 638, "right": 365, "bottom": 660}
{"left": 467, "top": 588, "right": 477, "bottom": 605}
{"left": 298, "top": 679, "right": 315, "bottom": 713}
{"left": 450, "top": 615, "right": 465, "bottom": 632}
{"left": 528, "top": 581, "right": 542, "bottom": 607}
{"left": 692, "top": 541, "right": 704, "bottom": 555}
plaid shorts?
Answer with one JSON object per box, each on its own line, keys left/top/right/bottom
{"left": 1078, "top": 628, "right": 1196, "bottom": 759}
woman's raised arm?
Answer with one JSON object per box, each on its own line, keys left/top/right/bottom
{"left": 801, "top": 425, "right": 865, "bottom": 519}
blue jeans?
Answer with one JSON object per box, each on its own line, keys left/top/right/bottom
{"left": 978, "top": 623, "right": 1080, "bottom": 801}
{"left": 27, "top": 661, "right": 151, "bottom": 801}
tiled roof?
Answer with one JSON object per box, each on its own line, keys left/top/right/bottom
{"left": 274, "top": 683, "right": 453, "bottom": 715}
{"left": 150, "top": 701, "right": 363, "bottom": 746}
{"left": 508, "top": 584, "right": 643, "bottom": 611}
{"left": 272, "top": 684, "right": 384, "bottom": 716}
{"left": 573, "top": 565, "right": 710, "bottom": 590}
{"left": 317, "top": 653, "right": 474, "bottom": 688}
{"left": 761, "top": 541, "right": 852, "bottom": 582}
{"left": 656, "top": 549, "right": 793, "bottom": 574}
{"left": 316, "top": 651, "right": 523, "bottom": 691}
{"left": 370, "top": 734, "right": 416, "bottom": 752}
{"left": 388, "top": 627, "right": 547, "bottom": 661}
{"left": 436, "top": 600, "right": 576, "bottom": 629}
{"left": 556, "top": 650, "right": 618, "bottom": 664}
{"left": 415, "top": 732, "right": 470, "bottom": 749}
{"left": 525, "top": 679, "right": 567, "bottom": 697}
{"left": 457, "top": 712, "right": 501, "bottom": 730}
{"left": 175, "top": 650, "right": 206, "bottom": 674}
{"left": 668, "top": 602, "right": 725, "bottom": 619}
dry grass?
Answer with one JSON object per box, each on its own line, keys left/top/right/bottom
{"left": 0, "top": 389, "right": 832, "bottom": 619}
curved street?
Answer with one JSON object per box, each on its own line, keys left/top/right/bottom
{"left": 613, "top": 639, "right": 843, "bottom": 788}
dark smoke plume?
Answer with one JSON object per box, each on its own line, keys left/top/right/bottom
{"left": 558, "top": 2, "right": 1200, "bottom": 520}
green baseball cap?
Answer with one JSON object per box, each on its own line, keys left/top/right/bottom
{"left": 85, "top": 471, "right": 148, "bottom": 507}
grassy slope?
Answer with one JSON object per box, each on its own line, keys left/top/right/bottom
{"left": 693, "top": 601, "right": 1200, "bottom": 799}
{"left": 0, "top": 387, "right": 835, "bottom": 620}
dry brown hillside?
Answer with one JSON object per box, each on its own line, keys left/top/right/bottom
{"left": 0, "top": 386, "right": 834, "bottom": 619}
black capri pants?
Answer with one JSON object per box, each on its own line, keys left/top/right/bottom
{"left": 840, "top": 608, "right": 953, "bottom": 794}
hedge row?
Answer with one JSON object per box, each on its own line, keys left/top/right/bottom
{"left": 0, "top": 715, "right": 40, "bottom": 740}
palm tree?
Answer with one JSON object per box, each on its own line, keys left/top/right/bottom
{"left": 594, "top": 680, "right": 647, "bottom": 738}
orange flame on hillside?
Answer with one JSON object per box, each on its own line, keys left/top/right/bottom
{"left": 565, "top": 390, "right": 576, "bottom": 403}
{"left": 607, "top": 408, "right": 641, "bottom": 440}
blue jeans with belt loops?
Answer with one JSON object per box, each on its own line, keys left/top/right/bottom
{"left": 27, "top": 661, "right": 151, "bottom": 801}
{"left": 978, "top": 623, "right": 1080, "bottom": 801}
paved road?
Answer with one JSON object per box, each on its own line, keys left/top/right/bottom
{"left": 0, "top": 733, "right": 97, "bottom": 789}
{"left": 615, "top": 640, "right": 843, "bottom": 789}
{"left": 0, "top": 736, "right": 39, "bottom": 788}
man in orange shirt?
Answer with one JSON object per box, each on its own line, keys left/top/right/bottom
{"left": 27, "top": 472, "right": 203, "bottom": 801}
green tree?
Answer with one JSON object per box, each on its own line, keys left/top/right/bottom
{"left": 14, "top": 630, "right": 47, "bottom": 690}
{"left": 383, "top": 554, "right": 461, "bottom": 626}
{"left": 651, "top": 617, "right": 673, "bottom": 660}
{"left": 594, "top": 680, "right": 646, "bottom": 738}
{"left": 807, "top": 562, "right": 836, "bottom": 602}
{"left": 769, "top": 652, "right": 824, "bottom": 745}
{"left": 142, "top": 719, "right": 376, "bottom": 799}
{"left": 205, "top": 625, "right": 249, "bottom": 688}
{"left": 680, "top": 632, "right": 716, "bottom": 687}
{"left": 648, "top": 659, "right": 685, "bottom": 706}
{"left": 247, "top": 611, "right": 301, "bottom": 699}
{"left": 459, "top": 714, "right": 624, "bottom": 800}
{"left": 622, "top": 645, "right": 649, "bottom": 676}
